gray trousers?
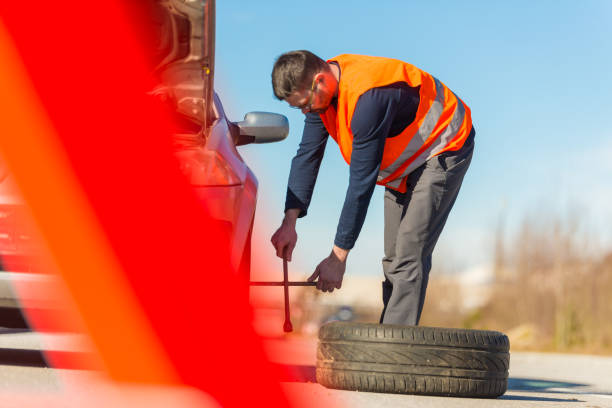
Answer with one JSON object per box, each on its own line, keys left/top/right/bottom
{"left": 380, "top": 130, "right": 474, "bottom": 326}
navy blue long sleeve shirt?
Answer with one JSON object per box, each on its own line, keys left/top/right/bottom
{"left": 285, "top": 82, "right": 421, "bottom": 249}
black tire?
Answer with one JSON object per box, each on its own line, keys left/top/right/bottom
{"left": 316, "top": 322, "right": 510, "bottom": 398}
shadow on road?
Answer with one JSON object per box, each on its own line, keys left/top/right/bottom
{"left": 500, "top": 394, "right": 582, "bottom": 402}
{"left": 501, "top": 377, "right": 591, "bottom": 402}
{"left": 0, "top": 307, "right": 30, "bottom": 329}
{"left": 0, "top": 348, "right": 96, "bottom": 370}
{"left": 0, "top": 347, "right": 47, "bottom": 367}
{"left": 508, "top": 377, "right": 586, "bottom": 392}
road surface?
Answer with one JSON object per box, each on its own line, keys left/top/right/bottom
{"left": 266, "top": 336, "right": 612, "bottom": 408}
{"left": 0, "top": 328, "right": 611, "bottom": 407}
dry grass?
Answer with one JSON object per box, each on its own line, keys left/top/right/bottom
{"left": 289, "top": 212, "right": 612, "bottom": 355}
{"left": 421, "top": 213, "right": 612, "bottom": 355}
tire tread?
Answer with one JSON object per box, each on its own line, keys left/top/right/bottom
{"left": 316, "top": 322, "right": 509, "bottom": 398}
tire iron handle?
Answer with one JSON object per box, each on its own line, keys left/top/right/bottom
{"left": 247, "top": 250, "right": 317, "bottom": 333}
{"left": 282, "top": 257, "right": 293, "bottom": 333}
{"left": 249, "top": 282, "right": 316, "bottom": 286}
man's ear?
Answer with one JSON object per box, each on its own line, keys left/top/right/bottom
{"left": 313, "top": 72, "right": 325, "bottom": 86}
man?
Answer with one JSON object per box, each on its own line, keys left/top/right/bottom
{"left": 270, "top": 50, "right": 474, "bottom": 326}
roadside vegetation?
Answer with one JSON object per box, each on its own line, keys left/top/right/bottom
{"left": 285, "top": 211, "right": 612, "bottom": 355}
{"left": 420, "top": 212, "right": 612, "bottom": 355}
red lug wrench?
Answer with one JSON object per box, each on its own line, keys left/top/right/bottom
{"left": 250, "top": 253, "right": 315, "bottom": 332}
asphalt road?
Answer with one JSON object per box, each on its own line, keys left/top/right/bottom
{"left": 0, "top": 329, "right": 611, "bottom": 407}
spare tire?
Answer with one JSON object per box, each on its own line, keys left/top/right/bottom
{"left": 316, "top": 322, "right": 509, "bottom": 398}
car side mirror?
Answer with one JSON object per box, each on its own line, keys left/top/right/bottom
{"left": 235, "top": 112, "right": 289, "bottom": 146}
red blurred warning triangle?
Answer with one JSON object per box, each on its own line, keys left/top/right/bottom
{"left": 0, "top": 3, "right": 288, "bottom": 406}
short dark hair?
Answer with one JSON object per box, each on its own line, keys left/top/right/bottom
{"left": 271, "top": 50, "right": 330, "bottom": 100}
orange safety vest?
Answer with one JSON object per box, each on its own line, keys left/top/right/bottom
{"left": 320, "top": 54, "right": 472, "bottom": 193}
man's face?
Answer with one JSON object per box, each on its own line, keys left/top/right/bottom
{"left": 285, "top": 71, "right": 337, "bottom": 114}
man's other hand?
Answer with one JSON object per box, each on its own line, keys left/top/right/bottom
{"left": 271, "top": 209, "right": 300, "bottom": 261}
{"left": 308, "top": 246, "right": 349, "bottom": 293}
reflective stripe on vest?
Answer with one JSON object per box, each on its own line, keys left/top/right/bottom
{"left": 383, "top": 83, "right": 469, "bottom": 190}
{"left": 320, "top": 54, "right": 472, "bottom": 193}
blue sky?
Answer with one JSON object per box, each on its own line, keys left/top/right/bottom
{"left": 214, "top": 1, "right": 612, "bottom": 278}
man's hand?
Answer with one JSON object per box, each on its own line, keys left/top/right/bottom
{"left": 270, "top": 209, "right": 300, "bottom": 261}
{"left": 308, "top": 246, "right": 349, "bottom": 293}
